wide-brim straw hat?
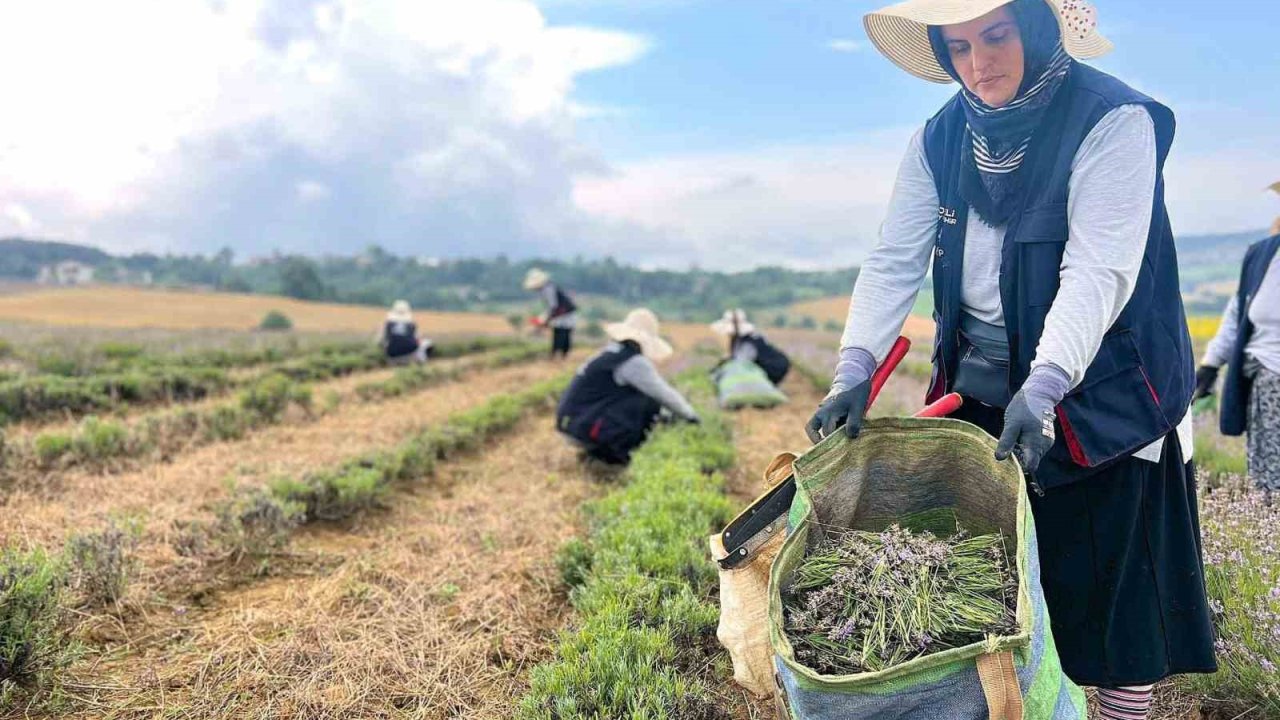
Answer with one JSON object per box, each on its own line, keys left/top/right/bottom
{"left": 523, "top": 268, "right": 550, "bottom": 291}
{"left": 387, "top": 300, "right": 413, "bottom": 323}
{"left": 710, "top": 309, "right": 756, "bottom": 337}
{"left": 606, "top": 308, "right": 674, "bottom": 362}
{"left": 1269, "top": 181, "right": 1280, "bottom": 195}
{"left": 864, "top": 0, "right": 1113, "bottom": 84}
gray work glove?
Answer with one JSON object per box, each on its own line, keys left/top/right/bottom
{"left": 806, "top": 379, "right": 873, "bottom": 443}
{"left": 995, "top": 365, "right": 1071, "bottom": 475}
{"left": 806, "top": 348, "right": 876, "bottom": 443}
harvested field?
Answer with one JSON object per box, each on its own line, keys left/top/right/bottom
{"left": 50, "top": 399, "right": 603, "bottom": 719}
{"left": 0, "top": 287, "right": 510, "bottom": 334}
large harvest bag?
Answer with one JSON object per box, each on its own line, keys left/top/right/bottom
{"left": 768, "top": 417, "right": 1086, "bottom": 720}
{"left": 714, "top": 358, "right": 787, "bottom": 410}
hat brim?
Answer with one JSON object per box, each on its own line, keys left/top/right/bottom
{"left": 1269, "top": 181, "right": 1280, "bottom": 195}
{"left": 605, "top": 323, "right": 674, "bottom": 362}
{"left": 864, "top": 0, "right": 1113, "bottom": 84}
{"left": 387, "top": 311, "right": 413, "bottom": 323}
{"left": 710, "top": 319, "right": 756, "bottom": 337}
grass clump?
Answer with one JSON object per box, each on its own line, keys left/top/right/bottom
{"left": 783, "top": 526, "right": 1017, "bottom": 675}
{"left": 258, "top": 311, "right": 293, "bottom": 332}
{"left": 212, "top": 490, "right": 306, "bottom": 560}
{"left": 70, "top": 416, "right": 128, "bottom": 461}
{"left": 0, "top": 547, "right": 67, "bottom": 696}
{"left": 33, "top": 433, "right": 73, "bottom": 466}
{"left": 518, "top": 374, "right": 736, "bottom": 719}
{"left": 65, "top": 521, "right": 140, "bottom": 607}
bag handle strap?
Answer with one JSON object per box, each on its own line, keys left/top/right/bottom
{"left": 976, "top": 651, "right": 1024, "bottom": 720}
{"left": 762, "top": 452, "right": 797, "bottom": 488}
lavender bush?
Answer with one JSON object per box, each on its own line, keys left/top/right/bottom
{"left": 1186, "top": 474, "right": 1280, "bottom": 714}
{"left": 784, "top": 525, "right": 1018, "bottom": 675}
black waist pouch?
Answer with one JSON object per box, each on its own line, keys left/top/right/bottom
{"left": 953, "top": 314, "right": 1012, "bottom": 409}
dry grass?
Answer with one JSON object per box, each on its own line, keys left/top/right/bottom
{"left": 786, "top": 296, "right": 935, "bottom": 341}
{"left": 0, "top": 286, "right": 509, "bottom": 333}
{"left": 51, "top": 394, "right": 604, "bottom": 719}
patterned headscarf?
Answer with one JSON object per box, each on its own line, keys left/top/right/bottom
{"left": 929, "top": 0, "right": 1073, "bottom": 226}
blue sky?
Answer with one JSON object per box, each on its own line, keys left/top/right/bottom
{"left": 0, "top": 0, "right": 1273, "bottom": 269}
{"left": 545, "top": 0, "right": 1274, "bottom": 159}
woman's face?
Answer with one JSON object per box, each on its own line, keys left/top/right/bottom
{"left": 941, "top": 6, "right": 1026, "bottom": 107}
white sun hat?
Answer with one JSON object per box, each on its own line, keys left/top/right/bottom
{"left": 606, "top": 308, "right": 674, "bottom": 362}
{"left": 864, "top": 0, "right": 1113, "bottom": 84}
{"left": 523, "top": 268, "right": 551, "bottom": 291}
{"left": 387, "top": 299, "right": 413, "bottom": 323}
{"left": 710, "top": 309, "right": 756, "bottom": 337}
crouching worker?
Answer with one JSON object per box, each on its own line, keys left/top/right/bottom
{"left": 711, "top": 309, "right": 791, "bottom": 385}
{"left": 378, "top": 300, "right": 431, "bottom": 364}
{"left": 556, "top": 308, "right": 699, "bottom": 464}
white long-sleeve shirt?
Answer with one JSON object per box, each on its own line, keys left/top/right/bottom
{"left": 1203, "top": 252, "right": 1280, "bottom": 376}
{"left": 612, "top": 348, "right": 699, "bottom": 421}
{"left": 541, "top": 283, "right": 577, "bottom": 329}
{"left": 839, "top": 104, "right": 1192, "bottom": 462}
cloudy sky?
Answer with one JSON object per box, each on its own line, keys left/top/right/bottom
{"left": 1, "top": 0, "right": 1275, "bottom": 269}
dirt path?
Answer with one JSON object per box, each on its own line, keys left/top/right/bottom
{"left": 724, "top": 372, "right": 824, "bottom": 504}
{"left": 0, "top": 356, "right": 582, "bottom": 555}
{"left": 52, "top": 395, "right": 602, "bottom": 719}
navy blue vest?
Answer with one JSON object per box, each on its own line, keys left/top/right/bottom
{"left": 549, "top": 284, "right": 578, "bottom": 318}
{"left": 384, "top": 320, "right": 418, "bottom": 358}
{"left": 556, "top": 343, "right": 658, "bottom": 445}
{"left": 1220, "top": 235, "right": 1280, "bottom": 436}
{"left": 736, "top": 334, "right": 791, "bottom": 385}
{"left": 923, "top": 65, "right": 1194, "bottom": 488}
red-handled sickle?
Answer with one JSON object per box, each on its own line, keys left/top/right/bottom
{"left": 861, "top": 336, "right": 962, "bottom": 419}
{"left": 866, "top": 335, "right": 910, "bottom": 412}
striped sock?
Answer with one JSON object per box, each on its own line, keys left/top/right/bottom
{"left": 1096, "top": 685, "right": 1154, "bottom": 719}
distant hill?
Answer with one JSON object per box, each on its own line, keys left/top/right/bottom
{"left": 0, "top": 238, "right": 113, "bottom": 280}
{"left": 1, "top": 228, "right": 1261, "bottom": 319}
{"left": 0, "top": 238, "right": 860, "bottom": 321}
{"left": 1176, "top": 229, "right": 1267, "bottom": 313}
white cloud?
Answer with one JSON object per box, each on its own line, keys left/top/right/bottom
{"left": 826, "top": 39, "right": 863, "bottom": 53}
{"left": 573, "top": 128, "right": 917, "bottom": 269}
{"left": 3, "top": 204, "right": 38, "bottom": 232}
{"left": 0, "top": 0, "right": 648, "bottom": 255}
{"left": 295, "top": 180, "right": 332, "bottom": 203}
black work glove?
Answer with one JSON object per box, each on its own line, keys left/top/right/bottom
{"left": 1192, "top": 365, "right": 1220, "bottom": 401}
{"left": 805, "top": 379, "right": 872, "bottom": 444}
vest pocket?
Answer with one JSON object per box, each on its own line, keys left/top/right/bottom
{"left": 1051, "top": 330, "right": 1171, "bottom": 468}
{"left": 1013, "top": 202, "right": 1069, "bottom": 307}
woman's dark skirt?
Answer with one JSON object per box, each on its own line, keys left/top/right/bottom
{"left": 953, "top": 400, "right": 1218, "bottom": 688}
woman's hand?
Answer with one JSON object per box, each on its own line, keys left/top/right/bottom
{"left": 1192, "top": 365, "right": 1220, "bottom": 401}
{"left": 806, "top": 380, "right": 873, "bottom": 443}
{"left": 995, "top": 365, "right": 1071, "bottom": 474}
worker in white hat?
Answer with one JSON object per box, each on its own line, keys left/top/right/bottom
{"left": 377, "top": 299, "right": 431, "bottom": 364}
{"left": 523, "top": 267, "right": 578, "bottom": 360}
{"left": 1195, "top": 184, "right": 1280, "bottom": 496}
{"left": 809, "top": 0, "right": 1215, "bottom": 710}
{"left": 710, "top": 309, "right": 791, "bottom": 385}
{"left": 555, "top": 308, "right": 699, "bottom": 464}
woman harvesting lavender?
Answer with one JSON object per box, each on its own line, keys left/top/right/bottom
{"left": 807, "top": 0, "right": 1216, "bottom": 715}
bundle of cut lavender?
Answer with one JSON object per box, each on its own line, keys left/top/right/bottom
{"left": 783, "top": 524, "right": 1019, "bottom": 675}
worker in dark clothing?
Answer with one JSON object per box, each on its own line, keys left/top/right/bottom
{"left": 524, "top": 267, "right": 577, "bottom": 359}
{"left": 556, "top": 308, "right": 699, "bottom": 465}
{"left": 711, "top": 309, "right": 791, "bottom": 385}
{"left": 377, "top": 300, "right": 431, "bottom": 364}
